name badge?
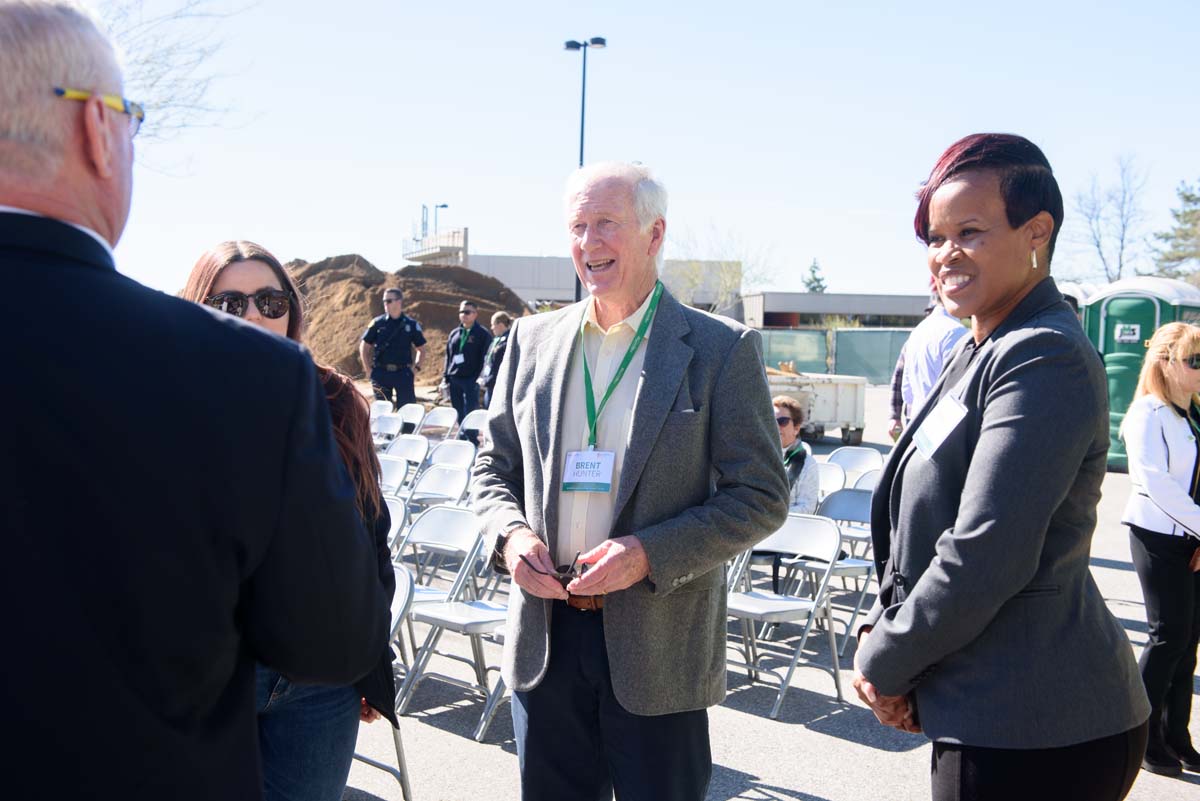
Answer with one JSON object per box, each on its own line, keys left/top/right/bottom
{"left": 562, "top": 450, "right": 615, "bottom": 493}
{"left": 452, "top": 354, "right": 465, "bottom": 365}
{"left": 913, "top": 395, "right": 967, "bottom": 460}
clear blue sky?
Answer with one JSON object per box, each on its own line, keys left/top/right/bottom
{"left": 111, "top": 0, "right": 1200, "bottom": 296}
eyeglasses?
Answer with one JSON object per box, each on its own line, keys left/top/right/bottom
{"left": 54, "top": 87, "right": 145, "bottom": 137}
{"left": 1184, "top": 354, "right": 1200, "bottom": 370}
{"left": 776, "top": 416, "right": 793, "bottom": 427}
{"left": 520, "top": 552, "right": 585, "bottom": 589}
{"left": 205, "top": 288, "right": 292, "bottom": 319}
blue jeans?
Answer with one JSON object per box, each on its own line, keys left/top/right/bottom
{"left": 255, "top": 665, "right": 361, "bottom": 801}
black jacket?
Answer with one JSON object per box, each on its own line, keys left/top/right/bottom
{"left": 1, "top": 213, "right": 390, "bottom": 799}
{"left": 444, "top": 321, "right": 492, "bottom": 381}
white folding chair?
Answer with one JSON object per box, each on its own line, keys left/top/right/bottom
{"left": 817, "top": 461, "right": 846, "bottom": 501}
{"left": 397, "top": 402, "right": 425, "bottom": 434}
{"left": 473, "top": 626, "right": 509, "bottom": 742}
{"left": 394, "top": 509, "right": 507, "bottom": 715}
{"left": 405, "top": 464, "right": 470, "bottom": 513}
{"left": 372, "top": 414, "right": 404, "bottom": 449}
{"left": 815, "top": 488, "right": 873, "bottom": 553}
{"left": 426, "top": 439, "right": 476, "bottom": 472}
{"left": 458, "top": 408, "right": 489, "bottom": 443}
{"left": 853, "top": 468, "right": 881, "bottom": 491}
{"left": 416, "top": 406, "right": 460, "bottom": 440}
{"left": 827, "top": 446, "right": 884, "bottom": 484}
{"left": 726, "top": 514, "right": 845, "bottom": 718}
{"left": 378, "top": 455, "right": 411, "bottom": 498}
{"left": 384, "top": 496, "right": 409, "bottom": 553}
{"left": 792, "top": 489, "right": 877, "bottom": 656}
{"left": 369, "top": 399, "right": 393, "bottom": 421}
{"left": 385, "top": 434, "right": 431, "bottom": 479}
{"left": 351, "top": 565, "right": 415, "bottom": 801}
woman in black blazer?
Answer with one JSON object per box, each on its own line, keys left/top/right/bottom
{"left": 183, "top": 241, "right": 397, "bottom": 801}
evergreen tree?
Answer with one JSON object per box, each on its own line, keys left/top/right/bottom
{"left": 803, "top": 258, "right": 827, "bottom": 293}
{"left": 1155, "top": 179, "right": 1200, "bottom": 277}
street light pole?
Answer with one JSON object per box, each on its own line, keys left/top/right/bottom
{"left": 564, "top": 36, "right": 606, "bottom": 302}
{"left": 434, "top": 203, "right": 448, "bottom": 236}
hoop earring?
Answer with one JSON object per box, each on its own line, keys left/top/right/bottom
{"left": 1031, "top": 251, "right": 1038, "bottom": 271}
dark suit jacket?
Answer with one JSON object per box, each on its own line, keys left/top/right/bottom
{"left": 857, "top": 277, "right": 1148, "bottom": 748}
{"left": 1, "top": 213, "right": 390, "bottom": 799}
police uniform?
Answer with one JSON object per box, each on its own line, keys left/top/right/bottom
{"left": 362, "top": 313, "right": 425, "bottom": 410}
{"left": 443, "top": 321, "right": 491, "bottom": 421}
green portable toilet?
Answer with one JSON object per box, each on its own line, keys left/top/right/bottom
{"left": 1082, "top": 277, "right": 1200, "bottom": 470}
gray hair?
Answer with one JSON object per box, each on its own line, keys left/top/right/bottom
{"left": 564, "top": 161, "right": 668, "bottom": 269}
{"left": 0, "top": 1, "right": 123, "bottom": 178}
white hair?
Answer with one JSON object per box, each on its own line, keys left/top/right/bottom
{"left": 564, "top": 161, "right": 669, "bottom": 269}
{"left": 0, "top": 1, "right": 123, "bottom": 177}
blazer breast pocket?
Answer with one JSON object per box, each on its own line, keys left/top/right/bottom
{"left": 663, "top": 408, "right": 705, "bottom": 427}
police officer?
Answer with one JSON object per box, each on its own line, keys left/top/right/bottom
{"left": 443, "top": 299, "right": 491, "bottom": 421}
{"left": 360, "top": 288, "right": 425, "bottom": 411}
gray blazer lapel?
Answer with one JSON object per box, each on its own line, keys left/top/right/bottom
{"left": 536, "top": 302, "right": 587, "bottom": 553}
{"left": 612, "top": 292, "right": 693, "bottom": 526}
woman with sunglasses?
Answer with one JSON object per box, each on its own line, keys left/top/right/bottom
{"left": 181, "top": 241, "right": 396, "bottom": 801}
{"left": 1121, "top": 322, "right": 1200, "bottom": 777}
{"left": 773, "top": 395, "right": 818, "bottom": 514}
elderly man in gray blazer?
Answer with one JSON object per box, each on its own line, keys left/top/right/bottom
{"left": 472, "top": 161, "right": 788, "bottom": 801}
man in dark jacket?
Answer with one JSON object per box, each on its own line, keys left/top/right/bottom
{"left": 444, "top": 299, "right": 492, "bottom": 420}
{"left": 0, "top": 3, "right": 388, "bottom": 798}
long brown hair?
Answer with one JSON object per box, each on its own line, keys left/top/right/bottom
{"left": 182, "top": 241, "right": 382, "bottom": 519}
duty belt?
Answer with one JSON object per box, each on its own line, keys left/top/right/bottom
{"left": 383, "top": 363, "right": 409, "bottom": 372}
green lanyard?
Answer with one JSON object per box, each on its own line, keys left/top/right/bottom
{"left": 784, "top": 444, "right": 804, "bottom": 467}
{"left": 457, "top": 325, "right": 470, "bottom": 354}
{"left": 581, "top": 282, "right": 663, "bottom": 449}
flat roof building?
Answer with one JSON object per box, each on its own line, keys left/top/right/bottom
{"left": 742, "top": 291, "right": 930, "bottom": 328}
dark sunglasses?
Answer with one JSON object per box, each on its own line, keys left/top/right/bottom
{"left": 520, "top": 552, "right": 585, "bottom": 589}
{"left": 459, "top": 309, "right": 476, "bottom": 315}
{"left": 776, "top": 416, "right": 793, "bottom": 427}
{"left": 205, "top": 288, "right": 292, "bottom": 320}
{"left": 1183, "top": 354, "right": 1200, "bottom": 370}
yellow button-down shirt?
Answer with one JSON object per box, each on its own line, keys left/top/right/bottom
{"left": 554, "top": 289, "right": 656, "bottom": 567}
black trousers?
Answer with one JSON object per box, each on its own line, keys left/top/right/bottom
{"left": 1129, "top": 525, "right": 1200, "bottom": 752}
{"left": 931, "top": 721, "right": 1148, "bottom": 801}
{"left": 511, "top": 603, "right": 711, "bottom": 801}
{"left": 446, "top": 375, "right": 479, "bottom": 422}
{"left": 371, "top": 367, "right": 415, "bottom": 411}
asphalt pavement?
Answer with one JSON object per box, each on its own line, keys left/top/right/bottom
{"left": 343, "top": 386, "right": 1200, "bottom": 801}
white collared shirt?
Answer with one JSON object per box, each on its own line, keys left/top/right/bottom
{"left": 554, "top": 289, "right": 657, "bottom": 567}
{"left": 0, "top": 204, "right": 115, "bottom": 262}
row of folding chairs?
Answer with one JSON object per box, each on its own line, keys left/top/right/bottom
{"left": 372, "top": 403, "right": 490, "bottom": 449}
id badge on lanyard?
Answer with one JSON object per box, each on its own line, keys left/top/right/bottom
{"left": 561, "top": 282, "right": 663, "bottom": 494}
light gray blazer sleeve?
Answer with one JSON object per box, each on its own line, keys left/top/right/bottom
{"left": 471, "top": 316, "right": 531, "bottom": 567}
{"left": 856, "top": 329, "right": 1103, "bottom": 695}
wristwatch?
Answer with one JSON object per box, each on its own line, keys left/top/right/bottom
{"left": 494, "top": 520, "right": 528, "bottom": 573}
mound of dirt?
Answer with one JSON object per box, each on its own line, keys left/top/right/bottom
{"left": 288, "top": 256, "right": 529, "bottom": 386}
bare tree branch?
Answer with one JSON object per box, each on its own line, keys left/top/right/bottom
{"left": 96, "top": 0, "right": 243, "bottom": 143}
{"left": 666, "top": 222, "right": 777, "bottom": 316}
{"left": 1071, "top": 155, "right": 1147, "bottom": 282}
